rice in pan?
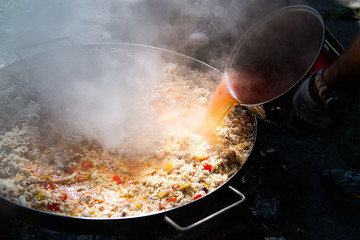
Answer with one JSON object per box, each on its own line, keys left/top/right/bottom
{"left": 0, "top": 63, "right": 255, "bottom": 218}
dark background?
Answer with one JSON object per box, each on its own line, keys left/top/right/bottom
{"left": 0, "top": 0, "right": 359, "bottom": 239}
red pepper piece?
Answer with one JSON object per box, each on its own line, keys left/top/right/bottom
{"left": 168, "top": 198, "right": 177, "bottom": 202}
{"left": 81, "top": 161, "right": 92, "bottom": 170}
{"left": 203, "top": 155, "right": 211, "bottom": 160}
{"left": 113, "top": 175, "right": 123, "bottom": 184}
{"left": 194, "top": 194, "right": 202, "bottom": 200}
{"left": 202, "top": 163, "right": 212, "bottom": 172}
{"left": 44, "top": 181, "right": 55, "bottom": 190}
{"left": 60, "top": 193, "right": 68, "bottom": 201}
{"left": 47, "top": 204, "right": 60, "bottom": 211}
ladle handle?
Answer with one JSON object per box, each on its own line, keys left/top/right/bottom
{"left": 15, "top": 37, "right": 75, "bottom": 59}
{"left": 164, "top": 185, "right": 245, "bottom": 232}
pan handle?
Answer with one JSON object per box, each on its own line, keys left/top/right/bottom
{"left": 164, "top": 185, "right": 245, "bottom": 231}
{"left": 15, "top": 37, "right": 75, "bottom": 59}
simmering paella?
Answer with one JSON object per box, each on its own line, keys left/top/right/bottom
{"left": 0, "top": 62, "right": 255, "bottom": 218}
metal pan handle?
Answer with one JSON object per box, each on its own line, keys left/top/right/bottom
{"left": 164, "top": 185, "right": 245, "bottom": 231}
{"left": 15, "top": 37, "right": 75, "bottom": 59}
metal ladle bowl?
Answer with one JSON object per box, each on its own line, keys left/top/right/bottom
{"left": 225, "top": 5, "right": 325, "bottom": 109}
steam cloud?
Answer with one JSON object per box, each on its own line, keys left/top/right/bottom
{"left": 1, "top": 0, "right": 295, "bottom": 67}
{"left": 32, "top": 47, "right": 165, "bottom": 152}
{"left": 1, "top": 0, "right": 301, "bottom": 152}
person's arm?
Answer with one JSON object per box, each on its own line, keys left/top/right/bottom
{"left": 323, "top": 32, "right": 360, "bottom": 97}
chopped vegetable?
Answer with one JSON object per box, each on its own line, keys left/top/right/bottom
{"left": 202, "top": 163, "right": 212, "bottom": 172}
{"left": 165, "top": 162, "right": 173, "bottom": 173}
{"left": 196, "top": 153, "right": 211, "bottom": 161}
{"left": 158, "top": 191, "right": 169, "bottom": 199}
{"left": 41, "top": 174, "right": 50, "bottom": 180}
{"left": 60, "top": 193, "right": 68, "bottom": 201}
{"left": 194, "top": 194, "right": 202, "bottom": 200}
{"left": 179, "top": 182, "right": 192, "bottom": 190}
{"left": 36, "top": 191, "right": 45, "bottom": 200}
{"left": 77, "top": 173, "right": 91, "bottom": 182}
{"left": 47, "top": 204, "right": 60, "bottom": 211}
{"left": 44, "top": 181, "right": 55, "bottom": 190}
{"left": 113, "top": 175, "right": 123, "bottom": 184}
{"left": 81, "top": 161, "right": 92, "bottom": 170}
{"left": 167, "top": 198, "right": 177, "bottom": 202}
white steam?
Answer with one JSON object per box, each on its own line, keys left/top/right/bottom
{"left": 1, "top": 0, "right": 299, "bottom": 152}
{"left": 33, "top": 47, "right": 165, "bottom": 151}
{"left": 1, "top": 0, "right": 294, "bottom": 68}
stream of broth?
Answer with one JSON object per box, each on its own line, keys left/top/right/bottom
{"left": 200, "top": 77, "right": 238, "bottom": 135}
